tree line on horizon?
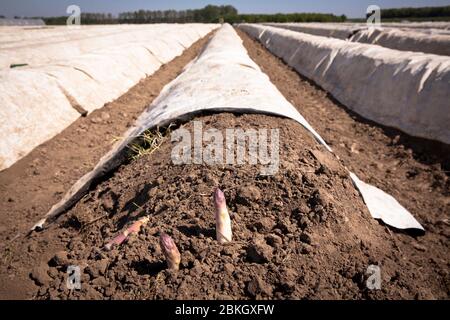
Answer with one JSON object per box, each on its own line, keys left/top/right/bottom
{"left": 39, "top": 5, "right": 347, "bottom": 25}
{"left": 378, "top": 5, "right": 450, "bottom": 20}
{"left": 4, "top": 4, "right": 450, "bottom": 25}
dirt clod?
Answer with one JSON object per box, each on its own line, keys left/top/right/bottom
{"left": 247, "top": 276, "right": 273, "bottom": 297}
{"left": 246, "top": 238, "right": 274, "bottom": 264}
{"left": 50, "top": 251, "right": 69, "bottom": 267}
{"left": 30, "top": 264, "right": 51, "bottom": 286}
{"left": 299, "top": 232, "right": 312, "bottom": 245}
{"left": 236, "top": 185, "right": 261, "bottom": 206}
{"left": 85, "top": 259, "right": 109, "bottom": 279}
{"left": 254, "top": 217, "right": 276, "bottom": 232}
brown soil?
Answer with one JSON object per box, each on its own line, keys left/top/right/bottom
{"left": 0, "top": 27, "right": 448, "bottom": 300}
{"left": 30, "top": 113, "right": 432, "bottom": 299}
{"left": 0, "top": 32, "right": 214, "bottom": 299}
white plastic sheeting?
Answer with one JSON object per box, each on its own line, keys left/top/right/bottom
{"left": 263, "top": 22, "right": 360, "bottom": 39}
{"left": 0, "top": 70, "right": 80, "bottom": 170}
{"left": 381, "top": 22, "right": 450, "bottom": 30}
{"left": 350, "top": 173, "right": 423, "bottom": 230}
{"left": 265, "top": 23, "right": 450, "bottom": 56}
{"left": 32, "top": 24, "right": 423, "bottom": 233}
{"left": 239, "top": 24, "right": 450, "bottom": 145}
{"left": 14, "top": 25, "right": 217, "bottom": 114}
{"left": 0, "top": 18, "right": 45, "bottom": 26}
{"left": 0, "top": 24, "right": 215, "bottom": 69}
{"left": 0, "top": 24, "right": 219, "bottom": 171}
{"left": 349, "top": 27, "right": 450, "bottom": 56}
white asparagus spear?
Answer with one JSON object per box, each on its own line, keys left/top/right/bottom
{"left": 213, "top": 188, "right": 232, "bottom": 243}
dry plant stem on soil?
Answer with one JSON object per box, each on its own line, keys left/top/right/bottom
{"left": 213, "top": 188, "right": 232, "bottom": 244}
{"left": 159, "top": 233, "right": 181, "bottom": 270}
{"left": 104, "top": 216, "right": 149, "bottom": 250}
{"left": 128, "top": 125, "right": 173, "bottom": 160}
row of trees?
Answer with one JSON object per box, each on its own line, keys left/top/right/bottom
{"left": 43, "top": 5, "right": 238, "bottom": 25}
{"left": 226, "top": 13, "right": 346, "bottom": 24}
{"left": 376, "top": 5, "right": 450, "bottom": 20}
{"left": 118, "top": 5, "right": 237, "bottom": 23}
{"left": 42, "top": 5, "right": 346, "bottom": 25}
{"left": 44, "top": 13, "right": 117, "bottom": 25}
{"left": 7, "top": 5, "right": 450, "bottom": 25}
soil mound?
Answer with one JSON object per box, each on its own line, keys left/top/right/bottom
{"left": 32, "top": 113, "right": 433, "bottom": 299}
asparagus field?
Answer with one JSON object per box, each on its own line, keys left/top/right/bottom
{"left": 0, "top": 22, "right": 448, "bottom": 300}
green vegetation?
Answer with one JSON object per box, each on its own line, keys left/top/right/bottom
{"left": 42, "top": 5, "right": 345, "bottom": 25}
{"left": 354, "top": 5, "right": 450, "bottom": 22}
{"left": 37, "top": 4, "right": 450, "bottom": 25}
{"left": 118, "top": 5, "right": 238, "bottom": 23}
{"left": 44, "top": 13, "right": 117, "bottom": 25}
{"left": 225, "top": 13, "right": 346, "bottom": 23}
{"left": 377, "top": 5, "right": 450, "bottom": 21}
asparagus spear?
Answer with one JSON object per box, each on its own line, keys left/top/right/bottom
{"left": 213, "top": 188, "right": 232, "bottom": 244}
{"left": 159, "top": 232, "right": 181, "bottom": 270}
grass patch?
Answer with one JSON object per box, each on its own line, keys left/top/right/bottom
{"left": 127, "top": 124, "right": 174, "bottom": 160}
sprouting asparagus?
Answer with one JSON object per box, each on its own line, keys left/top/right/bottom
{"left": 104, "top": 216, "right": 149, "bottom": 250}
{"left": 213, "top": 188, "right": 232, "bottom": 243}
{"left": 159, "top": 232, "right": 181, "bottom": 270}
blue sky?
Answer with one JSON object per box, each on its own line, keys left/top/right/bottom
{"left": 1, "top": 0, "right": 449, "bottom": 18}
